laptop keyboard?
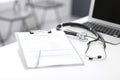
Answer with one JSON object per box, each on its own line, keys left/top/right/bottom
{"left": 83, "top": 22, "right": 120, "bottom": 38}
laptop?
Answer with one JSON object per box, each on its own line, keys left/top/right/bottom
{"left": 83, "top": 0, "right": 120, "bottom": 45}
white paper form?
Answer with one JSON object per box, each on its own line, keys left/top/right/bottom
{"left": 15, "top": 30, "right": 84, "bottom": 68}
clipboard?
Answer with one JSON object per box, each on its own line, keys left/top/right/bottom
{"left": 15, "top": 29, "right": 84, "bottom": 69}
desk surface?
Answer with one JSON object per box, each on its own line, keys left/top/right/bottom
{"left": 0, "top": 17, "right": 120, "bottom": 80}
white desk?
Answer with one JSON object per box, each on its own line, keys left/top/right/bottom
{"left": 0, "top": 17, "right": 120, "bottom": 80}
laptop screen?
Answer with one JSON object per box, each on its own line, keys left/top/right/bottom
{"left": 92, "top": 0, "right": 120, "bottom": 24}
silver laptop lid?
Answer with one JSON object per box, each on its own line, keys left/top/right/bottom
{"left": 89, "top": 0, "right": 120, "bottom": 29}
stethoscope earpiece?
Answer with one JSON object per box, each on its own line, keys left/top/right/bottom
{"left": 97, "top": 55, "right": 102, "bottom": 59}
{"left": 89, "top": 57, "right": 93, "bottom": 60}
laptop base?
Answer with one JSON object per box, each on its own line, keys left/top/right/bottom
{"left": 83, "top": 22, "right": 120, "bottom": 45}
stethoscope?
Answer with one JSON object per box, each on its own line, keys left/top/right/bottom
{"left": 56, "top": 22, "right": 107, "bottom": 60}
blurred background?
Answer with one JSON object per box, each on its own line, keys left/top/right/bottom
{"left": 0, "top": 0, "right": 91, "bottom": 47}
